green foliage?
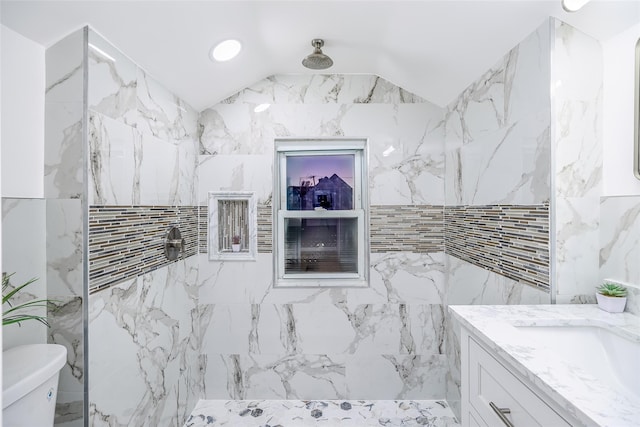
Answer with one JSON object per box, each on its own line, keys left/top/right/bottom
{"left": 596, "top": 282, "right": 628, "bottom": 298}
{"left": 2, "top": 273, "right": 54, "bottom": 327}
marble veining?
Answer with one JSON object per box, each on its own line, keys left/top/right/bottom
{"left": 43, "top": 29, "right": 89, "bottom": 426}
{"left": 185, "top": 399, "right": 458, "bottom": 426}
{"left": 201, "top": 300, "right": 449, "bottom": 400}
{"left": 450, "top": 304, "right": 640, "bottom": 427}
{"left": 371, "top": 252, "right": 446, "bottom": 304}
{"left": 47, "top": 296, "right": 84, "bottom": 426}
{"left": 444, "top": 21, "right": 550, "bottom": 207}
{"left": 219, "top": 75, "right": 427, "bottom": 105}
{"left": 198, "top": 76, "right": 445, "bottom": 206}
{"left": 88, "top": 31, "right": 137, "bottom": 125}
{"left": 45, "top": 29, "right": 85, "bottom": 200}
{"left": 599, "top": 196, "right": 640, "bottom": 294}
{"left": 551, "top": 20, "right": 603, "bottom": 302}
{"left": 137, "top": 68, "right": 199, "bottom": 141}
{"left": 89, "top": 258, "right": 201, "bottom": 426}
{"left": 45, "top": 106, "right": 84, "bottom": 200}
{"left": 87, "top": 28, "right": 199, "bottom": 207}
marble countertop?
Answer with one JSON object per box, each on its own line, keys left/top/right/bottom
{"left": 449, "top": 304, "right": 640, "bottom": 427}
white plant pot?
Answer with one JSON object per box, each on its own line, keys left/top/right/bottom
{"left": 231, "top": 244, "right": 241, "bottom": 252}
{"left": 596, "top": 293, "right": 627, "bottom": 313}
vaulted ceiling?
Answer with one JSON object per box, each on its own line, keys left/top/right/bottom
{"left": 2, "top": 1, "right": 638, "bottom": 111}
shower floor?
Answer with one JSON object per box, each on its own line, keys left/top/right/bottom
{"left": 184, "top": 399, "right": 459, "bottom": 426}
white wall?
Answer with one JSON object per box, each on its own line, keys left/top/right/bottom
{"left": 1, "top": 25, "right": 45, "bottom": 198}
{"left": 1, "top": 14, "right": 3, "bottom": 368}
{"left": 603, "top": 21, "right": 640, "bottom": 196}
{"left": 1, "top": 25, "right": 47, "bottom": 352}
{"left": 2, "top": 199, "right": 48, "bottom": 349}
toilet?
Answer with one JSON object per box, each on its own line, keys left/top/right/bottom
{"left": 2, "top": 344, "right": 67, "bottom": 427}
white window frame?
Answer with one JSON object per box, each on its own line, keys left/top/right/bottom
{"left": 273, "top": 138, "right": 370, "bottom": 288}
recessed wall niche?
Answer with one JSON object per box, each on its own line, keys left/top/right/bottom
{"left": 208, "top": 191, "right": 257, "bottom": 261}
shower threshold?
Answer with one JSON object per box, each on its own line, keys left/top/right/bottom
{"left": 184, "top": 399, "right": 459, "bottom": 426}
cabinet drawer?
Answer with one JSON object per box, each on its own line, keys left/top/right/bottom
{"left": 468, "top": 408, "right": 487, "bottom": 427}
{"left": 468, "top": 337, "right": 571, "bottom": 427}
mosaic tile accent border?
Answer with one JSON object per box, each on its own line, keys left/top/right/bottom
{"left": 196, "top": 203, "right": 549, "bottom": 289}
{"left": 89, "top": 206, "right": 198, "bottom": 293}
{"left": 199, "top": 204, "right": 444, "bottom": 254}
{"left": 444, "top": 204, "right": 550, "bottom": 290}
{"left": 257, "top": 204, "right": 273, "bottom": 253}
{"left": 370, "top": 205, "right": 444, "bottom": 253}
{"left": 198, "top": 205, "right": 208, "bottom": 253}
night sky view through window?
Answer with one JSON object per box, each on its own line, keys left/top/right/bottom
{"left": 286, "top": 155, "right": 354, "bottom": 188}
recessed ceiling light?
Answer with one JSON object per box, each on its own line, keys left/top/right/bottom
{"left": 210, "top": 39, "right": 242, "bottom": 62}
{"left": 561, "top": 0, "right": 591, "bottom": 12}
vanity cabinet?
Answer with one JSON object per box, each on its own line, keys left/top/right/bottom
{"left": 460, "top": 328, "right": 572, "bottom": 427}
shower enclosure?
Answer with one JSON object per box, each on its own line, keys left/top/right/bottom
{"left": 2, "top": 16, "right": 613, "bottom": 426}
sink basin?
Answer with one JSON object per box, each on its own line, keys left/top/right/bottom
{"left": 515, "top": 325, "right": 640, "bottom": 399}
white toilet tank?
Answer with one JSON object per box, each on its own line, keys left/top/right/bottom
{"left": 2, "top": 344, "right": 67, "bottom": 427}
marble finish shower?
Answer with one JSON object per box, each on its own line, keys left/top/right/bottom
{"left": 24, "top": 15, "right": 621, "bottom": 427}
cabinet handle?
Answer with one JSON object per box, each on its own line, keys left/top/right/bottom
{"left": 489, "top": 401, "right": 514, "bottom": 427}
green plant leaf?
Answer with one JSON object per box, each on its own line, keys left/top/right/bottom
{"left": 2, "top": 273, "right": 55, "bottom": 328}
{"left": 3, "top": 274, "right": 38, "bottom": 305}
{"left": 596, "top": 282, "right": 628, "bottom": 297}
{"left": 2, "top": 314, "right": 50, "bottom": 327}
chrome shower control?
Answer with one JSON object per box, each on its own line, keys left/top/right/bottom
{"left": 164, "top": 226, "right": 185, "bottom": 261}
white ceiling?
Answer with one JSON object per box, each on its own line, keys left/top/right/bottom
{"left": 2, "top": 1, "right": 639, "bottom": 111}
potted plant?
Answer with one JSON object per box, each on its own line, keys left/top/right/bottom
{"left": 595, "top": 282, "right": 627, "bottom": 313}
{"left": 231, "top": 235, "right": 241, "bottom": 252}
{"left": 3, "top": 273, "right": 53, "bottom": 327}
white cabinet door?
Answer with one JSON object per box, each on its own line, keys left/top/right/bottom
{"left": 466, "top": 335, "right": 571, "bottom": 427}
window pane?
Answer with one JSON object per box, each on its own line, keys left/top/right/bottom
{"left": 286, "top": 155, "right": 354, "bottom": 210}
{"left": 284, "top": 217, "right": 358, "bottom": 274}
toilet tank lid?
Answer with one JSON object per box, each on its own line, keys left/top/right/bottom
{"left": 2, "top": 344, "right": 67, "bottom": 408}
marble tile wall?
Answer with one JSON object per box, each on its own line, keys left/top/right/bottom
{"left": 198, "top": 250, "right": 449, "bottom": 400}
{"left": 88, "top": 257, "right": 201, "bottom": 426}
{"left": 551, "top": 21, "right": 604, "bottom": 304}
{"left": 44, "top": 28, "right": 87, "bottom": 427}
{"left": 45, "top": 30, "right": 84, "bottom": 201}
{"left": 444, "top": 22, "right": 551, "bottom": 207}
{"left": 442, "top": 20, "right": 554, "bottom": 419}
{"left": 599, "top": 195, "right": 640, "bottom": 315}
{"left": 82, "top": 29, "right": 202, "bottom": 426}
{"left": 87, "top": 32, "right": 199, "bottom": 206}
{"left": 198, "top": 74, "right": 448, "bottom": 400}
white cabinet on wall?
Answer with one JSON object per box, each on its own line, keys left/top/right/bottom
{"left": 460, "top": 327, "right": 574, "bottom": 427}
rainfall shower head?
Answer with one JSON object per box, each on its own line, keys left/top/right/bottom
{"left": 302, "top": 39, "right": 334, "bottom": 70}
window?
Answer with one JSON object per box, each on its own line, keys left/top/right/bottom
{"left": 274, "top": 139, "right": 369, "bottom": 287}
